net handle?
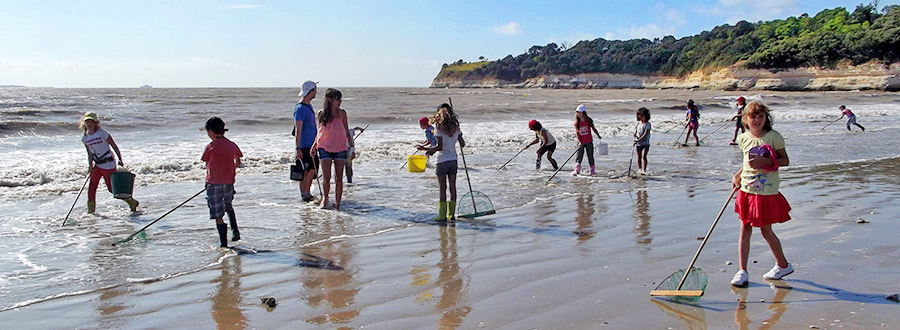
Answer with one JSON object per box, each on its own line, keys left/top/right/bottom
{"left": 450, "top": 97, "right": 478, "bottom": 215}
{"left": 676, "top": 187, "right": 738, "bottom": 290}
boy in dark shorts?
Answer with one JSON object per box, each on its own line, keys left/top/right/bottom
{"left": 201, "top": 117, "right": 243, "bottom": 248}
{"left": 294, "top": 80, "right": 319, "bottom": 202}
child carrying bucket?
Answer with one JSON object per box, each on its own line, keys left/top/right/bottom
{"left": 79, "top": 112, "right": 139, "bottom": 214}
{"left": 201, "top": 117, "right": 243, "bottom": 248}
{"left": 417, "top": 103, "right": 465, "bottom": 221}
{"left": 729, "top": 101, "right": 793, "bottom": 287}
{"left": 526, "top": 120, "right": 558, "bottom": 170}
{"left": 573, "top": 104, "right": 602, "bottom": 176}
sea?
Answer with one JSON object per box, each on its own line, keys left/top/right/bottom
{"left": 1, "top": 87, "right": 898, "bottom": 314}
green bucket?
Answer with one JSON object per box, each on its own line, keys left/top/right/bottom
{"left": 111, "top": 171, "right": 135, "bottom": 199}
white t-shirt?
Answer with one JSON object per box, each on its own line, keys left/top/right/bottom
{"left": 537, "top": 128, "right": 556, "bottom": 146}
{"left": 81, "top": 128, "right": 116, "bottom": 170}
{"left": 635, "top": 122, "right": 651, "bottom": 146}
{"left": 434, "top": 128, "right": 461, "bottom": 164}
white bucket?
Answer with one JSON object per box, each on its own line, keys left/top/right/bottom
{"left": 596, "top": 142, "right": 608, "bottom": 155}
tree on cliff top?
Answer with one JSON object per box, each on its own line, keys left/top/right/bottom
{"left": 459, "top": 4, "right": 899, "bottom": 82}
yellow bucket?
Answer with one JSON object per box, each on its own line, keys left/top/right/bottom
{"left": 407, "top": 155, "right": 426, "bottom": 172}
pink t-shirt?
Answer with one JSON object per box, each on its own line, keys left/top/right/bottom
{"left": 576, "top": 120, "right": 593, "bottom": 144}
{"left": 201, "top": 137, "right": 242, "bottom": 184}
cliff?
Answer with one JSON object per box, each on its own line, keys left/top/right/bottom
{"left": 430, "top": 62, "right": 900, "bottom": 91}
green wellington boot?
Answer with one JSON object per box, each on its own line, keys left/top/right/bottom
{"left": 447, "top": 201, "right": 456, "bottom": 221}
{"left": 125, "top": 198, "right": 140, "bottom": 212}
{"left": 433, "top": 201, "right": 447, "bottom": 221}
{"left": 87, "top": 201, "right": 96, "bottom": 214}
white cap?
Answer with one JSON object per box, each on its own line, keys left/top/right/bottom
{"left": 299, "top": 80, "right": 318, "bottom": 97}
{"left": 575, "top": 104, "right": 586, "bottom": 112}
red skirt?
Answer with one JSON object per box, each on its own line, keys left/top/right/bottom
{"left": 734, "top": 190, "right": 791, "bottom": 227}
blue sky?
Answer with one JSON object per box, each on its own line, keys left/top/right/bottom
{"left": 1, "top": 0, "right": 895, "bottom": 88}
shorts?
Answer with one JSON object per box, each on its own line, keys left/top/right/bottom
{"left": 206, "top": 183, "right": 234, "bottom": 219}
{"left": 317, "top": 148, "right": 348, "bottom": 161}
{"left": 735, "top": 117, "right": 743, "bottom": 129}
{"left": 636, "top": 145, "right": 650, "bottom": 152}
{"left": 688, "top": 121, "right": 699, "bottom": 130}
{"left": 436, "top": 160, "right": 458, "bottom": 176}
{"left": 297, "top": 148, "right": 319, "bottom": 173}
{"left": 537, "top": 142, "right": 556, "bottom": 154}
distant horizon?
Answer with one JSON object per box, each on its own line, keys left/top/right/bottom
{"left": 2, "top": 0, "right": 897, "bottom": 88}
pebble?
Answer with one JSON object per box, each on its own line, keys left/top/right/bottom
{"left": 260, "top": 297, "right": 277, "bottom": 308}
{"left": 760, "top": 299, "right": 765, "bottom": 302}
{"left": 726, "top": 261, "right": 733, "bottom": 265}
{"left": 886, "top": 293, "right": 900, "bottom": 302}
{"left": 871, "top": 211, "right": 876, "bottom": 214}
{"left": 752, "top": 260, "right": 758, "bottom": 264}
{"left": 809, "top": 326, "right": 819, "bottom": 329}
{"left": 857, "top": 218, "right": 869, "bottom": 224}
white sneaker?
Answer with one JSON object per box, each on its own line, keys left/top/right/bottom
{"left": 731, "top": 270, "right": 749, "bottom": 286}
{"left": 763, "top": 263, "right": 794, "bottom": 280}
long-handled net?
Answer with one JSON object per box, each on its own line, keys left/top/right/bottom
{"left": 457, "top": 191, "right": 495, "bottom": 219}
{"left": 652, "top": 267, "right": 708, "bottom": 302}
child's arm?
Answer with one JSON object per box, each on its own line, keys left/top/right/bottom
{"left": 295, "top": 119, "right": 304, "bottom": 157}
{"left": 234, "top": 156, "right": 242, "bottom": 168}
{"left": 107, "top": 135, "right": 124, "bottom": 166}
{"left": 84, "top": 145, "right": 93, "bottom": 169}
{"left": 418, "top": 136, "right": 442, "bottom": 156}
{"left": 342, "top": 110, "right": 354, "bottom": 149}
{"left": 732, "top": 168, "right": 743, "bottom": 190}
{"left": 526, "top": 136, "right": 539, "bottom": 148}
{"left": 458, "top": 133, "right": 466, "bottom": 149}
{"left": 750, "top": 148, "right": 789, "bottom": 169}
{"left": 590, "top": 123, "right": 602, "bottom": 140}
{"left": 634, "top": 128, "right": 648, "bottom": 144}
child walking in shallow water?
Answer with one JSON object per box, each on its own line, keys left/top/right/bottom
{"left": 683, "top": 99, "right": 700, "bottom": 146}
{"left": 313, "top": 88, "right": 353, "bottom": 210}
{"left": 838, "top": 105, "right": 865, "bottom": 132}
{"left": 730, "top": 101, "right": 793, "bottom": 286}
{"left": 526, "top": 120, "right": 558, "bottom": 170}
{"left": 633, "top": 107, "right": 651, "bottom": 175}
{"left": 201, "top": 117, "right": 243, "bottom": 247}
{"left": 573, "top": 104, "right": 602, "bottom": 175}
{"left": 79, "top": 112, "right": 139, "bottom": 214}
{"left": 418, "top": 103, "right": 465, "bottom": 221}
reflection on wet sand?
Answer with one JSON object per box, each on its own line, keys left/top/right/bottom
{"left": 435, "top": 225, "right": 471, "bottom": 329}
{"left": 633, "top": 189, "right": 651, "bottom": 246}
{"left": 301, "top": 219, "right": 361, "bottom": 326}
{"left": 92, "top": 248, "right": 127, "bottom": 328}
{"left": 732, "top": 282, "right": 792, "bottom": 330}
{"left": 574, "top": 194, "right": 596, "bottom": 243}
{"left": 212, "top": 257, "right": 248, "bottom": 329}
{"left": 650, "top": 298, "right": 708, "bottom": 330}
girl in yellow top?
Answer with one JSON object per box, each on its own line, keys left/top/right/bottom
{"left": 730, "top": 101, "right": 793, "bottom": 287}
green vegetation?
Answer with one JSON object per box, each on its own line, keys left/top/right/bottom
{"left": 438, "top": 4, "right": 900, "bottom": 82}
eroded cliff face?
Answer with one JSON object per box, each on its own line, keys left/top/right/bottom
{"left": 430, "top": 63, "right": 900, "bottom": 91}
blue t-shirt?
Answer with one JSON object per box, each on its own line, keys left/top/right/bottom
{"left": 293, "top": 103, "right": 317, "bottom": 148}
{"left": 424, "top": 126, "right": 437, "bottom": 146}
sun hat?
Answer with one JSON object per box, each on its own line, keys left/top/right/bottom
{"left": 298, "top": 80, "right": 318, "bottom": 97}
{"left": 82, "top": 111, "right": 99, "bottom": 122}
{"left": 202, "top": 116, "right": 228, "bottom": 133}
{"left": 419, "top": 116, "right": 429, "bottom": 125}
{"left": 575, "top": 104, "right": 586, "bottom": 113}
{"left": 528, "top": 119, "right": 539, "bottom": 130}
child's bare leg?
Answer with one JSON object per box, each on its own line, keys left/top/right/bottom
{"left": 640, "top": 149, "right": 648, "bottom": 171}
{"left": 448, "top": 174, "right": 457, "bottom": 202}
{"left": 760, "top": 225, "right": 788, "bottom": 267}
{"left": 320, "top": 159, "right": 333, "bottom": 208}
{"left": 546, "top": 150, "right": 558, "bottom": 169}
{"left": 437, "top": 174, "right": 447, "bottom": 202}
{"left": 334, "top": 160, "right": 345, "bottom": 210}
{"left": 738, "top": 222, "right": 752, "bottom": 270}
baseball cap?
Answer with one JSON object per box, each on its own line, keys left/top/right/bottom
{"left": 202, "top": 116, "right": 228, "bottom": 133}
{"left": 419, "top": 116, "right": 429, "bottom": 125}
{"left": 528, "top": 119, "right": 539, "bottom": 129}
{"left": 82, "top": 111, "right": 99, "bottom": 122}
{"left": 575, "top": 104, "right": 586, "bottom": 112}
{"left": 298, "top": 80, "right": 318, "bottom": 97}
{"left": 736, "top": 96, "right": 746, "bottom": 103}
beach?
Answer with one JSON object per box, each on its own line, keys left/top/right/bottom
{"left": 1, "top": 88, "right": 899, "bottom": 328}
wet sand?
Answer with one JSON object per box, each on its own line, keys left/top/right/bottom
{"left": 4, "top": 157, "right": 900, "bottom": 329}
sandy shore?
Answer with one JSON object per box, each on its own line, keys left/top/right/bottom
{"left": 3, "top": 156, "right": 900, "bottom": 329}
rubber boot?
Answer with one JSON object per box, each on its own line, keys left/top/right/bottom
{"left": 87, "top": 201, "right": 96, "bottom": 214}
{"left": 447, "top": 201, "right": 456, "bottom": 221}
{"left": 227, "top": 209, "right": 240, "bottom": 241}
{"left": 434, "top": 201, "right": 447, "bottom": 221}
{"left": 535, "top": 158, "right": 541, "bottom": 170}
{"left": 573, "top": 163, "right": 581, "bottom": 176}
{"left": 125, "top": 198, "right": 139, "bottom": 212}
{"left": 216, "top": 223, "right": 229, "bottom": 248}
{"left": 589, "top": 165, "right": 596, "bottom": 176}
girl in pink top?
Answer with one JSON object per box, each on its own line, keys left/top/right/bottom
{"left": 573, "top": 104, "right": 602, "bottom": 175}
{"left": 312, "top": 88, "right": 354, "bottom": 210}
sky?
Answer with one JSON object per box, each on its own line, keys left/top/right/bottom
{"left": 1, "top": 0, "right": 896, "bottom": 88}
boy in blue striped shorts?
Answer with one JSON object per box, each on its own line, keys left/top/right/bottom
{"left": 201, "top": 117, "right": 243, "bottom": 248}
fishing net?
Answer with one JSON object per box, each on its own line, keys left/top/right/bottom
{"left": 457, "top": 191, "right": 495, "bottom": 219}
{"left": 653, "top": 267, "right": 708, "bottom": 302}
{"left": 114, "top": 230, "right": 148, "bottom": 246}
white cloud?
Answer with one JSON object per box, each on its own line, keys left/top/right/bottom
{"left": 492, "top": 22, "right": 522, "bottom": 36}
{"left": 698, "top": 0, "right": 798, "bottom": 24}
{"left": 604, "top": 24, "right": 675, "bottom": 41}
{"left": 227, "top": 4, "right": 263, "bottom": 9}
